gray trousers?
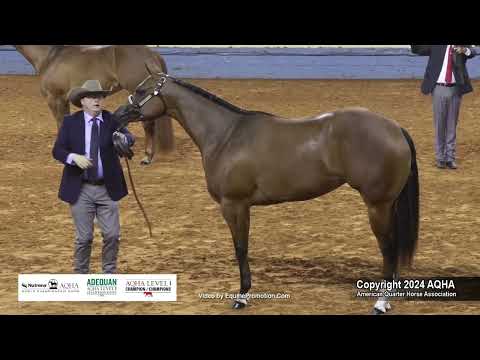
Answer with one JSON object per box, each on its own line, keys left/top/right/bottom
{"left": 432, "top": 85, "right": 462, "bottom": 162}
{"left": 70, "top": 184, "right": 120, "bottom": 274}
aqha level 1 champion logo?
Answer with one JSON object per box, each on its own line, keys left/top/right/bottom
{"left": 125, "top": 279, "right": 173, "bottom": 297}
{"left": 87, "top": 278, "right": 117, "bottom": 297}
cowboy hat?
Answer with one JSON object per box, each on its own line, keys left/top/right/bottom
{"left": 68, "top": 80, "right": 112, "bottom": 108}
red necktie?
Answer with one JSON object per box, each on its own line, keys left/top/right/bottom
{"left": 445, "top": 46, "right": 454, "bottom": 84}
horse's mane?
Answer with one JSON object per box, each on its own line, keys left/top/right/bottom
{"left": 171, "top": 77, "right": 273, "bottom": 117}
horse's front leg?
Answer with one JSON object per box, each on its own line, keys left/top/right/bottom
{"left": 221, "top": 198, "right": 251, "bottom": 309}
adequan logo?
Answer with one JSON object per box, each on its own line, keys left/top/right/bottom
{"left": 86, "top": 278, "right": 117, "bottom": 297}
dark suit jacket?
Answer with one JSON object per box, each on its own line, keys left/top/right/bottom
{"left": 411, "top": 45, "right": 476, "bottom": 95}
{"left": 52, "top": 110, "right": 135, "bottom": 204}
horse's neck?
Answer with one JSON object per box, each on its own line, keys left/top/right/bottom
{"left": 14, "top": 45, "right": 54, "bottom": 73}
{"left": 167, "top": 83, "right": 239, "bottom": 155}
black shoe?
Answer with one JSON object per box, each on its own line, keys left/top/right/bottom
{"left": 436, "top": 161, "right": 446, "bottom": 169}
{"left": 446, "top": 161, "right": 458, "bottom": 170}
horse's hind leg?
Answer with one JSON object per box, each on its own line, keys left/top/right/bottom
{"left": 365, "top": 200, "right": 398, "bottom": 315}
{"left": 221, "top": 198, "right": 251, "bottom": 309}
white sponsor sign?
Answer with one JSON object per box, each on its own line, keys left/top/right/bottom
{"left": 18, "top": 274, "right": 177, "bottom": 302}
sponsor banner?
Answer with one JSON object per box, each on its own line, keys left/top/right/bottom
{"left": 19, "top": 274, "right": 176, "bottom": 302}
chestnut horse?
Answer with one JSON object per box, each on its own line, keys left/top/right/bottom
{"left": 114, "top": 72, "right": 420, "bottom": 314}
{"left": 14, "top": 45, "right": 175, "bottom": 164}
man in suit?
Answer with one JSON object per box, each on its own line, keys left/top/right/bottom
{"left": 411, "top": 45, "right": 476, "bottom": 169}
{"left": 52, "top": 80, "right": 135, "bottom": 274}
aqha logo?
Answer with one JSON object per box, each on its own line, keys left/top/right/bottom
{"left": 60, "top": 282, "right": 80, "bottom": 290}
{"left": 48, "top": 279, "right": 58, "bottom": 290}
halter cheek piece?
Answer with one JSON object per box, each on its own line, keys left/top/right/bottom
{"left": 128, "top": 76, "right": 168, "bottom": 116}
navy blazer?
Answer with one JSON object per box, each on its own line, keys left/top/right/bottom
{"left": 52, "top": 110, "right": 135, "bottom": 204}
{"left": 411, "top": 45, "right": 476, "bottom": 95}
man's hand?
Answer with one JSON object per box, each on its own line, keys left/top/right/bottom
{"left": 71, "top": 154, "right": 93, "bottom": 170}
{"left": 113, "top": 131, "right": 134, "bottom": 159}
{"left": 454, "top": 46, "right": 470, "bottom": 55}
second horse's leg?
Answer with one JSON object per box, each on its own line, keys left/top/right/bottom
{"left": 47, "top": 95, "right": 70, "bottom": 131}
{"left": 221, "top": 198, "right": 252, "bottom": 309}
{"left": 155, "top": 114, "right": 175, "bottom": 153}
{"left": 141, "top": 116, "right": 175, "bottom": 165}
{"left": 141, "top": 120, "right": 155, "bottom": 165}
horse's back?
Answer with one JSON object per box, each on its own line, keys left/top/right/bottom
{"left": 41, "top": 46, "right": 119, "bottom": 95}
{"left": 330, "top": 108, "right": 408, "bottom": 151}
{"left": 39, "top": 45, "right": 167, "bottom": 97}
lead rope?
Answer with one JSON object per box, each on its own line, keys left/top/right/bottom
{"left": 124, "top": 157, "right": 153, "bottom": 238}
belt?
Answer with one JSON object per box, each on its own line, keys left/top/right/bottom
{"left": 436, "top": 83, "right": 456, "bottom": 87}
{"left": 82, "top": 179, "right": 105, "bottom": 186}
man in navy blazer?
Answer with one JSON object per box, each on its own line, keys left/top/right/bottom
{"left": 411, "top": 45, "right": 476, "bottom": 169}
{"left": 53, "top": 80, "right": 135, "bottom": 274}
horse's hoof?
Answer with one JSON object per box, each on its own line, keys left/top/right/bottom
{"left": 232, "top": 300, "right": 247, "bottom": 310}
{"left": 372, "top": 307, "right": 386, "bottom": 315}
{"left": 372, "top": 303, "right": 392, "bottom": 315}
{"left": 140, "top": 158, "right": 152, "bottom": 166}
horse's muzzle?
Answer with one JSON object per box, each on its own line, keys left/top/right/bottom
{"left": 112, "top": 104, "right": 144, "bottom": 129}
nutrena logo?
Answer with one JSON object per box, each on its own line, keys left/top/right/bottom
{"left": 87, "top": 278, "right": 117, "bottom": 286}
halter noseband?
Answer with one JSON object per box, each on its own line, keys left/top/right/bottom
{"left": 128, "top": 75, "right": 168, "bottom": 116}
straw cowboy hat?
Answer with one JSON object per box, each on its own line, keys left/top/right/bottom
{"left": 68, "top": 80, "right": 112, "bottom": 108}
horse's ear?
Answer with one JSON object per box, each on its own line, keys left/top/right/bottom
{"left": 145, "top": 56, "right": 165, "bottom": 76}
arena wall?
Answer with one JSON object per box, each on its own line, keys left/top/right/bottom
{"left": 1, "top": 45, "right": 479, "bottom": 79}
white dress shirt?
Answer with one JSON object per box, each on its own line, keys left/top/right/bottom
{"left": 67, "top": 112, "right": 104, "bottom": 179}
{"left": 437, "top": 45, "right": 456, "bottom": 84}
{"left": 437, "top": 46, "right": 472, "bottom": 84}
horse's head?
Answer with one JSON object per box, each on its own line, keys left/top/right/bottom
{"left": 112, "top": 64, "right": 170, "bottom": 129}
{"left": 112, "top": 103, "right": 144, "bottom": 130}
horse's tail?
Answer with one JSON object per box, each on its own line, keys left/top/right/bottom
{"left": 392, "top": 128, "right": 420, "bottom": 268}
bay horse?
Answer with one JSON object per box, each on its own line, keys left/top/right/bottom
{"left": 14, "top": 45, "right": 175, "bottom": 165}
{"left": 113, "top": 71, "right": 420, "bottom": 314}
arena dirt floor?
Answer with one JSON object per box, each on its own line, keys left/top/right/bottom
{"left": 1, "top": 76, "right": 479, "bottom": 315}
